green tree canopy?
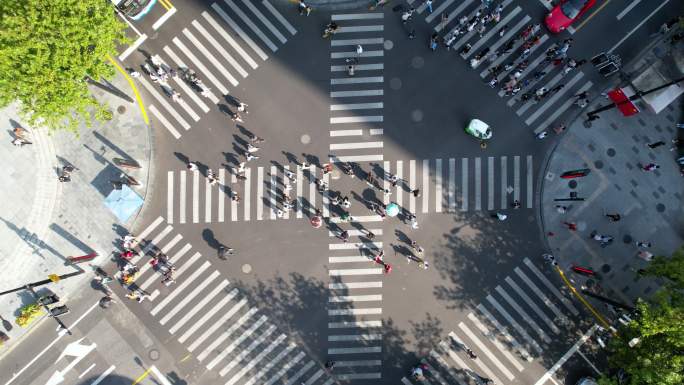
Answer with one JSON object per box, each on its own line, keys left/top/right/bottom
{"left": 599, "top": 246, "right": 684, "bottom": 385}
{"left": 0, "top": 0, "right": 127, "bottom": 133}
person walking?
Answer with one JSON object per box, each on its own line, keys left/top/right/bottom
{"left": 425, "top": 0, "right": 433, "bottom": 14}
{"left": 237, "top": 102, "right": 249, "bottom": 114}
{"left": 642, "top": 163, "right": 659, "bottom": 171}
{"left": 245, "top": 152, "right": 259, "bottom": 162}
{"left": 647, "top": 140, "right": 666, "bottom": 149}
{"left": 429, "top": 33, "right": 439, "bottom": 51}
{"left": 605, "top": 213, "right": 621, "bottom": 222}
{"left": 536, "top": 131, "right": 548, "bottom": 139}
{"left": 339, "top": 230, "right": 349, "bottom": 242}
{"left": 493, "top": 212, "right": 507, "bottom": 221}
{"left": 187, "top": 161, "right": 198, "bottom": 171}
{"left": 556, "top": 205, "right": 568, "bottom": 213}
{"left": 543, "top": 253, "right": 557, "bottom": 265}
{"left": 636, "top": 241, "right": 652, "bottom": 248}
{"left": 411, "top": 189, "right": 421, "bottom": 197}
{"left": 356, "top": 44, "right": 363, "bottom": 58}
{"left": 562, "top": 221, "right": 577, "bottom": 231}
{"left": 466, "top": 348, "right": 478, "bottom": 360}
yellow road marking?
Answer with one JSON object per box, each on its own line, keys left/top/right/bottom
{"left": 106, "top": 54, "right": 150, "bottom": 125}
{"left": 158, "top": 0, "right": 172, "bottom": 11}
{"left": 554, "top": 265, "right": 612, "bottom": 330}
{"left": 575, "top": 0, "right": 611, "bottom": 32}
{"left": 179, "top": 353, "right": 193, "bottom": 363}
{"left": 131, "top": 367, "right": 152, "bottom": 385}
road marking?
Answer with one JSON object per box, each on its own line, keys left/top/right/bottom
{"left": 328, "top": 256, "right": 371, "bottom": 263}
{"left": 523, "top": 258, "right": 580, "bottom": 315}
{"left": 328, "top": 346, "right": 381, "bottom": 354}
{"left": 202, "top": 11, "right": 258, "bottom": 69}
{"left": 206, "top": 315, "right": 268, "bottom": 370}
{"left": 487, "top": 295, "right": 544, "bottom": 353}
{"left": 335, "top": 360, "right": 381, "bottom": 367}
{"left": 328, "top": 334, "right": 382, "bottom": 341}
{"left": 243, "top": 344, "right": 296, "bottom": 385}
{"left": 505, "top": 277, "right": 560, "bottom": 334}
{"left": 330, "top": 141, "right": 383, "bottom": 149}
{"left": 474, "top": 157, "right": 482, "bottom": 210}
{"left": 139, "top": 244, "right": 192, "bottom": 290}
{"left": 335, "top": 373, "right": 381, "bottom": 380}
{"left": 609, "top": 0, "right": 670, "bottom": 53}
{"left": 575, "top": 0, "right": 612, "bottom": 32}
{"left": 328, "top": 281, "right": 382, "bottom": 289}
{"left": 192, "top": 171, "right": 199, "bottom": 223}
{"left": 422, "top": 160, "right": 429, "bottom": 213}
{"left": 150, "top": 261, "right": 210, "bottom": 316}
{"left": 331, "top": 102, "right": 383, "bottom": 111}
{"left": 448, "top": 158, "right": 456, "bottom": 212}
{"left": 185, "top": 297, "right": 247, "bottom": 348}
{"left": 205, "top": 177, "right": 212, "bottom": 223}
{"left": 163, "top": 45, "right": 220, "bottom": 104}
{"left": 263, "top": 351, "right": 305, "bottom": 385}
{"left": 329, "top": 268, "right": 383, "bottom": 276}
{"left": 513, "top": 156, "right": 520, "bottom": 203}
{"left": 331, "top": 76, "right": 384, "bottom": 85}
{"left": 331, "top": 50, "right": 384, "bottom": 59}
{"left": 137, "top": 77, "right": 191, "bottom": 129}
{"left": 500, "top": 156, "right": 507, "bottom": 209}
{"left": 170, "top": 280, "right": 229, "bottom": 334}
{"left": 244, "top": 168, "right": 251, "bottom": 221}
{"left": 196, "top": 307, "right": 258, "bottom": 358}
{"left": 160, "top": 270, "right": 220, "bottom": 325}
{"left": 308, "top": 166, "right": 315, "bottom": 213}
{"left": 463, "top": 4, "right": 521, "bottom": 53}
{"left": 138, "top": 224, "right": 173, "bottom": 259}
{"left": 178, "top": 287, "right": 238, "bottom": 341}
{"left": 477, "top": 304, "right": 533, "bottom": 361}
{"left": 322, "top": 172, "right": 330, "bottom": 218}
{"left": 332, "top": 38, "right": 385, "bottom": 46}
{"left": 328, "top": 229, "right": 382, "bottom": 237}
{"left": 534, "top": 81, "right": 593, "bottom": 134}
{"left": 467, "top": 313, "right": 525, "bottom": 371}
{"left": 296, "top": 165, "right": 303, "bottom": 219}
{"left": 526, "top": 155, "right": 533, "bottom": 208}
{"left": 428, "top": 349, "right": 468, "bottom": 385}
{"left": 329, "top": 295, "right": 382, "bottom": 302}
{"left": 211, "top": 3, "right": 268, "bottom": 60}
{"left": 330, "top": 89, "right": 383, "bottom": 97}
{"left": 183, "top": 28, "right": 238, "bottom": 86}
{"left": 332, "top": 13, "right": 384, "bottom": 20}
{"left": 226, "top": 333, "right": 287, "bottom": 385}
{"left": 329, "top": 308, "right": 381, "bottom": 316}
{"left": 439, "top": 340, "right": 473, "bottom": 374}
{"left": 172, "top": 37, "right": 229, "bottom": 95}
{"left": 487, "top": 157, "right": 494, "bottom": 210}
{"left": 89, "top": 365, "right": 116, "bottom": 385}
{"left": 218, "top": 169, "right": 225, "bottom": 222}
{"left": 192, "top": 20, "right": 248, "bottom": 78}
{"left": 262, "top": 0, "right": 297, "bottom": 36}
{"left": 453, "top": 329, "right": 509, "bottom": 383}
{"left": 338, "top": 25, "right": 384, "bottom": 33}
{"left": 514, "top": 267, "right": 564, "bottom": 319}
{"left": 243, "top": 0, "right": 287, "bottom": 44}
{"left": 119, "top": 33, "right": 147, "bottom": 61}
{"left": 219, "top": 324, "right": 278, "bottom": 377}
{"left": 331, "top": 63, "right": 384, "bottom": 71}
{"left": 167, "top": 172, "right": 174, "bottom": 223}
{"left": 534, "top": 326, "right": 598, "bottom": 385}
{"left": 426, "top": 0, "right": 457, "bottom": 23}
{"left": 461, "top": 158, "right": 468, "bottom": 212}
{"left": 329, "top": 214, "right": 381, "bottom": 223}
{"left": 525, "top": 72, "right": 584, "bottom": 125}
{"left": 383, "top": 161, "right": 390, "bottom": 206}
{"left": 223, "top": 0, "right": 278, "bottom": 52}
{"left": 149, "top": 104, "right": 181, "bottom": 139}
{"left": 330, "top": 129, "right": 362, "bottom": 136}
{"left": 78, "top": 363, "right": 96, "bottom": 379}
{"left": 435, "top": 158, "right": 442, "bottom": 213}
{"left": 329, "top": 242, "right": 382, "bottom": 250}
{"left": 409, "top": 160, "right": 416, "bottom": 214}
{"left": 332, "top": 114, "right": 383, "bottom": 123}
{"left": 328, "top": 320, "right": 382, "bottom": 328}
{"left": 160, "top": 234, "right": 182, "bottom": 253}
{"left": 257, "top": 167, "right": 264, "bottom": 220}
{"left": 496, "top": 285, "right": 551, "bottom": 342}
{"left": 396, "top": 160, "right": 403, "bottom": 208}
{"left": 270, "top": 166, "right": 277, "bottom": 220}
{"left": 617, "top": 0, "right": 641, "bottom": 20}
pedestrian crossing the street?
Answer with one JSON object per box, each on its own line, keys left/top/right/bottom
{"left": 164, "top": 155, "right": 534, "bottom": 223}
{"left": 128, "top": 0, "right": 296, "bottom": 139}
{"left": 399, "top": 257, "right": 581, "bottom": 385}
{"left": 126, "top": 217, "right": 334, "bottom": 385}
{"left": 409, "top": 0, "right": 594, "bottom": 134}
{"left": 329, "top": 12, "right": 386, "bottom": 163}
{"left": 327, "top": 219, "right": 385, "bottom": 380}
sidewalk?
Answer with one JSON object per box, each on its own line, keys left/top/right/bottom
{"left": 0, "top": 72, "right": 155, "bottom": 353}
{"left": 540, "top": 86, "right": 683, "bottom": 313}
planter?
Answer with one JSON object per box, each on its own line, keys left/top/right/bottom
{"left": 15, "top": 303, "right": 44, "bottom": 328}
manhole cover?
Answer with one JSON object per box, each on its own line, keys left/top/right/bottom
{"left": 384, "top": 40, "right": 394, "bottom": 50}
{"left": 411, "top": 109, "right": 423, "bottom": 122}
{"left": 411, "top": 56, "right": 425, "bottom": 69}
{"left": 390, "top": 77, "right": 402, "bottom": 90}
{"left": 149, "top": 349, "right": 160, "bottom": 361}
{"left": 656, "top": 203, "right": 665, "bottom": 212}
{"left": 607, "top": 148, "right": 616, "bottom": 157}
{"left": 601, "top": 264, "right": 611, "bottom": 273}
{"left": 300, "top": 134, "right": 310, "bottom": 144}
{"left": 117, "top": 105, "right": 126, "bottom": 114}
{"left": 242, "top": 264, "right": 252, "bottom": 273}
{"left": 568, "top": 180, "right": 577, "bottom": 189}
{"left": 594, "top": 160, "right": 604, "bottom": 169}
{"left": 623, "top": 234, "right": 632, "bottom": 244}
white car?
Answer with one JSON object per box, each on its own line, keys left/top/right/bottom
{"left": 464, "top": 119, "right": 492, "bottom": 140}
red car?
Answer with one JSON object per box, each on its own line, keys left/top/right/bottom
{"left": 545, "top": 0, "right": 596, "bottom": 33}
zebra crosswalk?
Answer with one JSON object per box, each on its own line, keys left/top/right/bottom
{"left": 129, "top": 0, "right": 296, "bottom": 139}
{"left": 127, "top": 216, "right": 333, "bottom": 385}
{"left": 329, "top": 12, "right": 386, "bottom": 163}
{"left": 327, "top": 219, "right": 385, "bottom": 380}
{"left": 399, "top": 257, "right": 582, "bottom": 385}
{"left": 165, "top": 156, "right": 534, "bottom": 223}
{"left": 410, "top": 0, "right": 594, "bottom": 134}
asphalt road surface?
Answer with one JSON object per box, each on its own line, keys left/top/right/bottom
{"left": 2, "top": 1, "right": 682, "bottom": 385}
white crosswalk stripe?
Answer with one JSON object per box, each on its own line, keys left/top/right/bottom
{"left": 123, "top": 217, "right": 332, "bottom": 384}
{"left": 164, "top": 156, "right": 535, "bottom": 223}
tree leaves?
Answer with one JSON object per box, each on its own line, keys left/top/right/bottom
{"left": 0, "top": 0, "right": 128, "bottom": 133}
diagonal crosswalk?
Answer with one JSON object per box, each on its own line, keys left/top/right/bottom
{"left": 399, "top": 257, "right": 581, "bottom": 385}
{"left": 409, "top": 0, "right": 595, "bottom": 134}
{"left": 124, "top": 217, "right": 332, "bottom": 385}
{"left": 165, "top": 156, "right": 534, "bottom": 223}
{"left": 124, "top": 0, "right": 296, "bottom": 139}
